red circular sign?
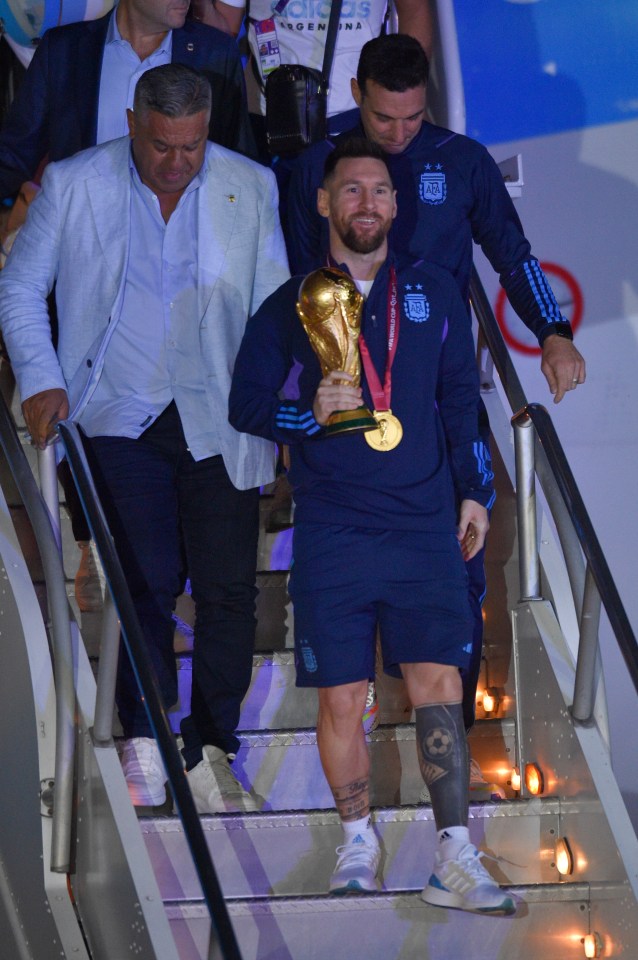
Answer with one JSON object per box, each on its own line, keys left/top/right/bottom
{"left": 494, "top": 262, "right": 584, "bottom": 356}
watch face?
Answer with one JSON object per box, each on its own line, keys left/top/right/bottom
{"left": 494, "top": 261, "right": 583, "bottom": 356}
{"left": 551, "top": 325, "right": 574, "bottom": 340}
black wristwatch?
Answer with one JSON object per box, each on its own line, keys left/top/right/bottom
{"left": 539, "top": 323, "right": 573, "bottom": 346}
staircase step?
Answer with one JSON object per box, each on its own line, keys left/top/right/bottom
{"left": 239, "top": 651, "right": 421, "bottom": 731}
{"left": 227, "top": 720, "right": 516, "bottom": 811}
{"left": 142, "top": 799, "right": 568, "bottom": 901}
{"left": 238, "top": 652, "right": 318, "bottom": 731}
{"left": 170, "top": 643, "right": 515, "bottom": 735}
{"left": 238, "top": 650, "right": 514, "bottom": 730}
{"left": 164, "top": 883, "right": 631, "bottom": 960}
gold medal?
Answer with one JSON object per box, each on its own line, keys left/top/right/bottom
{"left": 364, "top": 410, "right": 403, "bottom": 452}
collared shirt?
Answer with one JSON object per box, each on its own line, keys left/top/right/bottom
{"left": 96, "top": 8, "right": 173, "bottom": 145}
{"left": 81, "top": 145, "right": 219, "bottom": 461}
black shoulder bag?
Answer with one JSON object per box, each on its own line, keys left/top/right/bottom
{"left": 264, "top": 0, "right": 343, "bottom": 157}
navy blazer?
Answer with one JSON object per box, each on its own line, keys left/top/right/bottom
{"left": 0, "top": 12, "right": 255, "bottom": 198}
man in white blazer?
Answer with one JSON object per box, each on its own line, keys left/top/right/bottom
{"left": 0, "top": 63, "right": 290, "bottom": 811}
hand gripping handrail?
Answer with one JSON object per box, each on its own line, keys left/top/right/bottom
{"left": 0, "top": 400, "right": 75, "bottom": 873}
{"left": 0, "top": 384, "right": 241, "bottom": 955}
{"left": 57, "top": 419, "right": 242, "bottom": 960}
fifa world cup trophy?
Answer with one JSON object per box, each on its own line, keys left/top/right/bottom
{"left": 296, "top": 267, "right": 376, "bottom": 436}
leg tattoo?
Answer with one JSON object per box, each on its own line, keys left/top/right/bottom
{"left": 332, "top": 778, "right": 370, "bottom": 822}
{"left": 415, "top": 701, "right": 469, "bottom": 830}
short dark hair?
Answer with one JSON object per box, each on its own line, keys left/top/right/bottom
{"left": 322, "top": 138, "right": 393, "bottom": 186}
{"left": 133, "top": 64, "right": 212, "bottom": 119}
{"left": 357, "top": 34, "right": 429, "bottom": 94}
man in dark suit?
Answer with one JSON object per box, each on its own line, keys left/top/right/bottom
{"left": 0, "top": 0, "right": 255, "bottom": 198}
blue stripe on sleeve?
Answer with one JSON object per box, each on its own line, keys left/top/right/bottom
{"left": 473, "top": 441, "right": 495, "bottom": 485}
{"left": 524, "top": 261, "right": 564, "bottom": 324}
{"left": 276, "top": 405, "right": 322, "bottom": 436}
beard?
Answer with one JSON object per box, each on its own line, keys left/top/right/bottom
{"left": 336, "top": 216, "right": 388, "bottom": 255}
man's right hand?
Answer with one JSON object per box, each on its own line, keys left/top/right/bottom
{"left": 312, "top": 371, "right": 363, "bottom": 425}
{"left": 540, "top": 334, "right": 586, "bottom": 404}
{"left": 22, "top": 388, "right": 69, "bottom": 449}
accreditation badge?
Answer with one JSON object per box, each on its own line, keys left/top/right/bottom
{"left": 254, "top": 18, "right": 281, "bottom": 78}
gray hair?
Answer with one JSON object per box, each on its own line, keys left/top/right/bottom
{"left": 133, "top": 64, "right": 212, "bottom": 119}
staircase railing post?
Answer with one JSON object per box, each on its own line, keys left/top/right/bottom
{"left": 513, "top": 410, "right": 541, "bottom": 601}
{"left": 35, "top": 443, "right": 76, "bottom": 873}
{"left": 0, "top": 412, "right": 76, "bottom": 873}
{"left": 92, "top": 592, "right": 121, "bottom": 743}
{"left": 37, "top": 444, "right": 62, "bottom": 554}
{"left": 571, "top": 564, "right": 603, "bottom": 724}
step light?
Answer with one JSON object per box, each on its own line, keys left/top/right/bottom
{"left": 510, "top": 767, "right": 521, "bottom": 792}
{"left": 554, "top": 837, "right": 573, "bottom": 876}
{"left": 583, "top": 931, "right": 602, "bottom": 958}
{"left": 524, "top": 762, "right": 544, "bottom": 795}
{"left": 481, "top": 687, "right": 498, "bottom": 714}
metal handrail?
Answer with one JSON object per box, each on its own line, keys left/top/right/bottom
{"left": 470, "top": 266, "right": 527, "bottom": 413}
{"left": 513, "top": 413, "right": 540, "bottom": 601}
{"left": 57, "top": 420, "right": 241, "bottom": 960}
{"left": 471, "top": 263, "right": 584, "bottom": 613}
{"left": 0, "top": 392, "right": 240, "bottom": 956}
{"left": 0, "top": 398, "right": 75, "bottom": 873}
{"left": 470, "top": 266, "right": 638, "bottom": 721}
{"left": 573, "top": 565, "right": 603, "bottom": 724}
{"left": 517, "top": 404, "right": 638, "bottom": 688}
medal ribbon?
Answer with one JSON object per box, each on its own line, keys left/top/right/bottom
{"left": 358, "top": 265, "right": 399, "bottom": 412}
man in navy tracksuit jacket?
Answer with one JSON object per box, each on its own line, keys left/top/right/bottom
{"left": 229, "top": 139, "right": 515, "bottom": 914}
{"left": 229, "top": 251, "right": 494, "bottom": 537}
{"left": 287, "top": 34, "right": 585, "bottom": 398}
{"left": 285, "top": 33, "right": 586, "bottom": 736}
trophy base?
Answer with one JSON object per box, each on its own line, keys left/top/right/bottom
{"left": 323, "top": 406, "right": 377, "bottom": 437}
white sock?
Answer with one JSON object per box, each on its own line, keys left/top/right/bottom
{"left": 437, "top": 826, "right": 470, "bottom": 859}
{"left": 343, "top": 814, "right": 374, "bottom": 843}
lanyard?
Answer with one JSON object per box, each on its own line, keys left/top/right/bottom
{"left": 358, "top": 266, "right": 398, "bottom": 413}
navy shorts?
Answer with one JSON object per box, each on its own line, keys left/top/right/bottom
{"left": 289, "top": 522, "right": 473, "bottom": 688}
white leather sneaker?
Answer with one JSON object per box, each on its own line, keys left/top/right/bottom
{"left": 186, "top": 745, "right": 258, "bottom": 813}
{"left": 121, "top": 737, "right": 166, "bottom": 806}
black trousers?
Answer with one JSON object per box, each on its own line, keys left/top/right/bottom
{"left": 83, "top": 403, "right": 260, "bottom": 764}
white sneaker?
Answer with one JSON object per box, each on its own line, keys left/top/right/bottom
{"left": 362, "top": 681, "right": 380, "bottom": 735}
{"left": 75, "top": 541, "right": 104, "bottom": 612}
{"left": 121, "top": 737, "right": 167, "bottom": 806}
{"left": 329, "top": 831, "right": 381, "bottom": 894}
{"left": 187, "top": 745, "right": 258, "bottom": 813}
{"left": 422, "top": 843, "right": 516, "bottom": 914}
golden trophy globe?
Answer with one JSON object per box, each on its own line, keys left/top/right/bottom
{"left": 296, "top": 267, "right": 377, "bottom": 436}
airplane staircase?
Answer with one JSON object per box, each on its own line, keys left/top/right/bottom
{"left": 1, "top": 257, "right": 638, "bottom": 958}
{"left": 1, "top": 3, "right": 638, "bottom": 958}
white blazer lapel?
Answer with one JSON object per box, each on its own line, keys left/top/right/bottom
{"left": 197, "top": 156, "right": 240, "bottom": 319}
{"left": 86, "top": 141, "right": 132, "bottom": 294}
